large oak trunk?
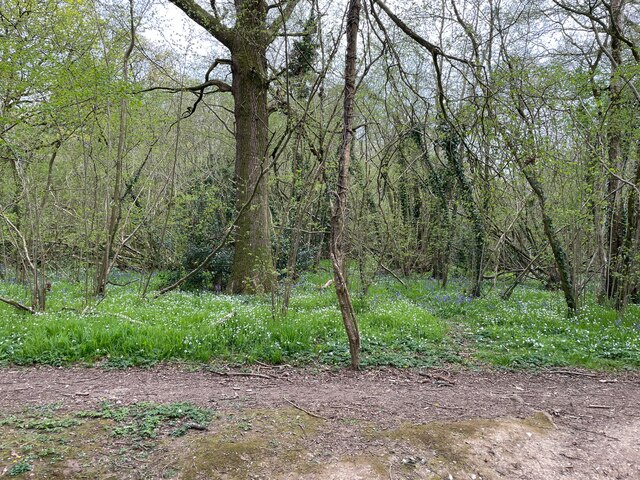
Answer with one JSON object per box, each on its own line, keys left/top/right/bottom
{"left": 228, "top": 16, "right": 274, "bottom": 294}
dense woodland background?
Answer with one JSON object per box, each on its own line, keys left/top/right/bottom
{"left": 2, "top": 0, "right": 640, "bottom": 368}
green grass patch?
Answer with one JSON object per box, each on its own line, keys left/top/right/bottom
{"left": 1, "top": 271, "right": 639, "bottom": 370}
{"left": 8, "top": 460, "right": 32, "bottom": 476}
{"left": 77, "top": 402, "right": 215, "bottom": 440}
{"left": 1, "top": 403, "right": 81, "bottom": 433}
{"left": 452, "top": 288, "right": 640, "bottom": 370}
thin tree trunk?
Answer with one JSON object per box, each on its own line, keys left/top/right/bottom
{"left": 95, "top": 0, "right": 135, "bottom": 296}
{"left": 522, "top": 167, "right": 577, "bottom": 313}
{"left": 616, "top": 152, "right": 640, "bottom": 309}
{"left": 330, "top": 0, "right": 362, "bottom": 370}
{"left": 434, "top": 57, "right": 485, "bottom": 298}
{"left": 602, "top": 0, "right": 625, "bottom": 304}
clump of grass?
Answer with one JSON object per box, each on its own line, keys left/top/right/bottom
{"left": 2, "top": 403, "right": 82, "bottom": 432}
{"left": 8, "top": 460, "right": 32, "bottom": 476}
{"left": 77, "top": 402, "right": 215, "bottom": 440}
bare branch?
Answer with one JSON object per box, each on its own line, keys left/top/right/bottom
{"left": 268, "top": 0, "right": 302, "bottom": 40}
{"left": 168, "top": 0, "right": 233, "bottom": 48}
{"left": 137, "top": 79, "right": 232, "bottom": 95}
{"left": 370, "top": 0, "right": 475, "bottom": 65}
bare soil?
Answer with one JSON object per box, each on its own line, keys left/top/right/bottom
{"left": 0, "top": 365, "right": 638, "bottom": 479}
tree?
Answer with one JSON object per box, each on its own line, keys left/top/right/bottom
{"left": 331, "top": 0, "right": 362, "bottom": 370}
{"left": 553, "top": 0, "right": 640, "bottom": 308}
{"left": 0, "top": 0, "right": 101, "bottom": 311}
{"left": 95, "top": 0, "right": 137, "bottom": 296}
{"left": 167, "top": 0, "right": 301, "bottom": 294}
{"left": 370, "top": 0, "right": 487, "bottom": 297}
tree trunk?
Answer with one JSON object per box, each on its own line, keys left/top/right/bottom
{"left": 330, "top": 0, "right": 361, "bottom": 370}
{"left": 168, "top": 0, "right": 304, "bottom": 295}
{"left": 616, "top": 151, "right": 640, "bottom": 309}
{"left": 602, "top": 0, "right": 625, "bottom": 304}
{"left": 522, "top": 167, "right": 577, "bottom": 313}
{"left": 228, "top": 38, "right": 274, "bottom": 294}
{"left": 95, "top": 0, "right": 135, "bottom": 296}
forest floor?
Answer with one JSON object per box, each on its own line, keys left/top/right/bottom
{"left": 0, "top": 365, "right": 638, "bottom": 479}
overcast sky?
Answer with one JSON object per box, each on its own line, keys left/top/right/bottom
{"left": 141, "top": 1, "right": 220, "bottom": 69}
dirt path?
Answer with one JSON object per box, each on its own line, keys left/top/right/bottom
{"left": 1, "top": 365, "right": 639, "bottom": 479}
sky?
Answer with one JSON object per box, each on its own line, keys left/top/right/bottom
{"left": 141, "top": 1, "right": 221, "bottom": 68}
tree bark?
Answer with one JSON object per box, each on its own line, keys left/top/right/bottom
{"left": 616, "top": 147, "right": 640, "bottom": 309}
{"left": 602, "top": 0, "right": 625, "bottom": 303}
{"left": 228, "top": 25, "right": 274, "bottom": 294}
{"left": 330, "top": 0, "right": 362, "bottom": 370}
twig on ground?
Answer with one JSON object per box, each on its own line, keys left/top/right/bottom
{"left": 587, "top": 405, "right": 614, "bottom": 409}
{"left": 184, "top": 422, "right": 208, "bottom": 431}
{"left": 568, "top": 425, "right": 620, "bottom": 441}
{"left": 255, "top": 361, "right": 275, "bottom": 368}
{"left": 418, "top": 372, "right": 456, "bottom": 385}
{"left": 208, "top": 370, "right": 272, "bottom": 379}
{"left": 285, "top": 399, "right": 328, "bottom": 420}
{"left": 560, "top": 452, "right": 583, "bottom": 461}
{"left": 255, "top": 361, "right": 293, "bottom": 370}
{"left": 545, "top": 370, "right": 597, "bottom": 378}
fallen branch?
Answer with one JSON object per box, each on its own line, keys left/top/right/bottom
{"left": 379, "top": 262, "right": 407, "bottom": 287}
{"left": 545, "top": 369, "right": 597, "bottom": 378}
{"left": 0, "top": 295, "right": 34, "bottom": 314}
{"left": 285, "top": 399, "right": 328, "bottom": 420}
{"left": 587, "top": 405, "right": 614, "bottom": 410}
{"left": 208, "top": 369, "right": 272, "bottom": 379}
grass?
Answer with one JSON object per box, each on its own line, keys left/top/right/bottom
{"left": 0, "top": 400, "right": 215, "bottom": 477}
{"left": 77, "top": 402, "right": 215, "bottom": 440}
{"left": 0, "top": 267, "right": 639, "bottom": 370}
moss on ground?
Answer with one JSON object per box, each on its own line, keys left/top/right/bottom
{"left": 1, "top": 404, "right": 557, "bottom": 479}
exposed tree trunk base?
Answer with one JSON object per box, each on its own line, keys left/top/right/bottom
{"left": 331, "top": 253, "right": 360, "bottom": 369}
